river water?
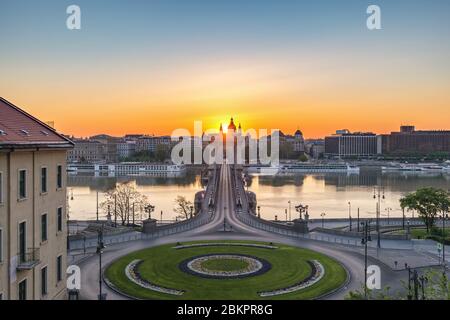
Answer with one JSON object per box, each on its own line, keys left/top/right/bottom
{"left": 67, "top": 168, "right": 450, "bottom": 221}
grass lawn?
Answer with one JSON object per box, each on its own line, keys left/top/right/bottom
{"left": 390, "top": 227, "right": 450, "bottom": 240}
{"left": 105, "top": 240, "right": 347, "bottom": 300}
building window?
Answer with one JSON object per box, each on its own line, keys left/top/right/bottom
{"left": 0, "top": 228, "right": 3, "bottom": 262}
{"left": 41, "top": 266, "right": 48, "bottom": 297}
{"left": 57, "top": 255, "right": 62, "bottom": 282}
{"left": 57, "top": 207, "right": 63, "bottom": 232}
{"left": 41, "top": 167, "right": 48, "bottom": 193}
{"left": 18, "top": 169, "right": 27, "bottom": 199}
{"left": 0, "top": 171, "right": 3, "bottom": 204}
{"left": 18, "top": 279, "right": 27, "bottom": 300}
{"left": 19, "top": 221, "right": 26, "bottom": 263}
{"left": 57, "top": 165, "right": 63, "bottom": 189}
{"left": 41, "top": 214, "right": 48, "bottom": 242}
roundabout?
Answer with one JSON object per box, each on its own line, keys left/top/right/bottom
{"left": 104, "top": 240, "right": 347, "bottom": 300}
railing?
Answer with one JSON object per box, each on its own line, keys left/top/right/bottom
{"left": 68, "top": 166, "right": 219, "bottom": 251}
{"left": 17, "top": 248, "right": 40, "bottom": 270}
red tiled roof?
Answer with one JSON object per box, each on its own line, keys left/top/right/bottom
{"left": 0, "top": 97, "right": 74, "bottom": 148}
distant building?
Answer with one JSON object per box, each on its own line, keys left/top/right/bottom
{"left": 381, "top": 125, "right": 450, "bottom": 156}
{"left": 325, "top": 130, "right": 382, "bottom": 158}
{"left": 0, "top": 97, "right": 73, "bottom": 300}
{"left": 67, "top": 138, "right": 104, "bottom": 163}
{"left": 117, "top": 140, "right": 136, "bottom": 159}
{"left": 305, "top": 139, "right": 325, "bottom": 159}
{"left": 136, "top": 135, "right": 173, "bottom": 153}
{"left": 90, "top": 134, "right": 120, "bottom": 163}
{"left": 278, "top": 130, "right": 305, "bottom": 159}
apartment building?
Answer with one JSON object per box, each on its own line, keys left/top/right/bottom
{"left": 0, "top": 97, "right": 74, "bottom": 300}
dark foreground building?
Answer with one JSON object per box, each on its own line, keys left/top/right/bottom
{"left": 382, "top": 126, "right": 450, "bottom": 156}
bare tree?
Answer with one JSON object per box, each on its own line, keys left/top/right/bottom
{"left": 174, "top": 195, "right": 194, "bottom": 220}
{"left": 100, "top": 182, "right": 148, "bottom": 225}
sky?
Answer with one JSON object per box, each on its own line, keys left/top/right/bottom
{"left": 0, "top": 0, "right": 449, "bottom": 138}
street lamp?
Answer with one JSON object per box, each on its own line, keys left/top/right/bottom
{"left": 402, "top": 207, "right": 406, "bottom": 230}
{"left": 348, "top": 202, "right": 352, "bottom": 232}
{"left": 145, "top": 204, "right": 155, "bottom": 219}
{"left": 442, "top": 212, "right": 448, "bottom": 269}
{"left": 96, "top": 191, "right": 99, "bottom": 222}
{"left": 385, "top": 207, "right": 392, "bottom": 225}
{"left": 320, "top": 212, "right": 326, "bottom": 228}
{"left": 361, "top": 220, "right": 372, "bottom": 299}
{"left": 257, "top": 206, "right": 261, "bottom": 219}
{"left": 285, "top": 208, "right": 288, "bottom": 223}
{"left": 288, "top": 200, "right": 292, "bottom": 222}
{"left": 373, "top": 186, "right": 385, "bottom": 248}
{"left": 295, "top": 204, "right": 308, "bottom": 220}
{"left": 189, "top": 206, "right": 194, "bottom": 219}
{"left": 96, "top": 226, "right": 106, "bottom": 300}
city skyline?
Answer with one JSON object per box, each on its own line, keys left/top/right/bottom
{"left": 1, "top": 0, "right": 450, "bottom": 138}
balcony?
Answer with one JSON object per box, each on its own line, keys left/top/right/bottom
{"left": 17, "top": 248, "right": 41, "bottom": 271}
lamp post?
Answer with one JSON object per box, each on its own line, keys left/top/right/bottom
{"left": 96, "top": 226, "right": 106, "bottom": 300}
{"left": 161, "top": 210, "right": 163, "bottom": 222}
{"left": 357, "top": 208, "right": 360, "bottom": 232}
{"left": 190, "top": 206, "right": 194, "bottom": 219}
{"left": 114, "top": 194, "right": 117, "bottom": 227}
{"left": 257, "top": 206, "right": 261, "bottom": 219}
{"left": 132, "top": 203, "right": 135, "bottom": 226}
{"left": 145, "top": 204, "right": 155, "bottom": 220}
{"left": 348, "top": 202, "right": 352, "bottom": 232}
{"left": 285, "top": 209, "right": 288, "bottom": 223}
{"left": 442, "top": 213, "right": 448, "bottom": 269}
{"left": 385, "top": 207, "right": 392, "bottom": 225}
{"left": 288, "top": 200, "right": 292, "bottom": 222}
{"left": 96, "top": 191, "right": 99, "bottom": 222}
{"left": 402, "top": 207, "right": 406, "bottom": 230}
{"left": 373, "top": 186, "right": 385, "bottom": 248}
{"left": 295, "top": 204, "right": 308, "bottom": 220}
{"left": 320, "top": 212, "right": 326, "bottom": 228}
{"left": 361, "top": 220, "right": 372, "bottom": 299}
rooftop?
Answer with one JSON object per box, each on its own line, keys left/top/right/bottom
{"left": 0, "top": 97, "right": 74, "bottom": 149}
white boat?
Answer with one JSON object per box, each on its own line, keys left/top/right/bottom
{"left": 246, "top": 165, "right": 280, "bottom": 175}
{"left": 382, "top": 163, "right": 449, "bottom": 173}
{"left": 279, "top": 163, "right": 360, "bottom": 173}
{"left": 382, "top": 164, "right": 423, "bottom": 172}
{"left": 67, "top": 162, "right": 186, "bottom": 176}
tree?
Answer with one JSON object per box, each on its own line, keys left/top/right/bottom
{"left": 155, "top": 144, "right": 169, "bottom": 162}
{"left": 400, "top": 187, "right": 450, "bottom": 233}
{"left": 346, "top": 269, "right": 450, "bottom": 300}
{"left": 100, "top": 182, "right": 148, "bottom": 225}
{"left": 174, "top": 195, "right": 194, "bottom": 220}
{"left": 299, "top": 154, "right": 308, "bottom": 162}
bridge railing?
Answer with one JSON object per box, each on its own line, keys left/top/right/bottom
{"left": 69, "top": 166, "right": 219, "bottom": 251}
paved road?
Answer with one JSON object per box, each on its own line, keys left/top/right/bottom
{"left": 77, "top": 165, "right": 414, "bottom": 300}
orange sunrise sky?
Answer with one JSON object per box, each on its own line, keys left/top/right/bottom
{"left": 1, "top": 1, "right": 449, "bottom": 138}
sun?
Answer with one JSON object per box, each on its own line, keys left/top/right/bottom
{"left": 221, "top": 122, "right": 228, "bottom": 132}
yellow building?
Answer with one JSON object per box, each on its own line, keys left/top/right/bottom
{"left": 0, "top": 97, "right": 74, "bottom": 300}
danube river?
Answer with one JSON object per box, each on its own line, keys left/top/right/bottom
{"left": 67, "top": 169, "right": 450, "bottom": 221}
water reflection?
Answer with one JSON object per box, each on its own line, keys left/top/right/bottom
{"left": 67, "top": 170, "right": 204, "bottom": 221}
{"left": 68, "top": 169, "right": 450, "bottom": 221}
{"left": 247, "top": 170, "right": 450, "bottom": 221}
